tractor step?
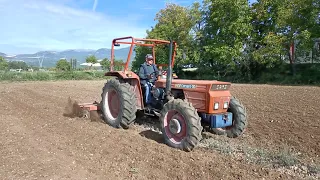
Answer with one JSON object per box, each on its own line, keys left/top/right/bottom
{"left": 143, "top": 108, "right": 161, "bottom": 117}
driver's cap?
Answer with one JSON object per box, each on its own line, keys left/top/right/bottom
{"left": 145, "top": 54, "right": 153, "bottom": 59}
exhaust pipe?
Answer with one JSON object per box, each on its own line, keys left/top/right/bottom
{"left": 166, "top": 39, "right": 174, "bottom": 101}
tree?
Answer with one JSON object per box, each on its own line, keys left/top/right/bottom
{"left": 0, "top": 56, "right": 8, "bottom": 70}
{"left": 100, "top": 58, "right": 110, "bottom": 70}
{"left": 132, "top": 2, "right": 202, "bottom": 71}
{"left": 56, "top": 59, "right": 71, "bottom": 71}
{"left": 249, "top": 0, "right": 286, "bottom": 69}
{"left": 86, "top": 55, "right": 98, "bottom": 64}
{"left": 113, "top": 58, "right": 124, "bottom": 71}
{"left": 8, "top": 61, "right": 28, "bottom": 70}
{"left": 132, "top": 46, "right": 153, "bottom": 71}
{"left": 132, "top": 0, "right": 319, "bottom": 82}
{"left": 249, "top": 0, "right": 320, "bottom": 74}
{"left": 278, "top": 0, "right": 320, "bottom": 65}
{"left": 100, "top": 57, "right": 124, "bottom": 71}
{"left": 201, "top": 0, "right": 253, "bottom": 70}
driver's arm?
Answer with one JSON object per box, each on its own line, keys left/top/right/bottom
{"left": 153, "top": 65, "right": 159, "bottom": 77}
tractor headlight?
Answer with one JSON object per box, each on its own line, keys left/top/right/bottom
{"left": 214, "top": 102, "right": 219, "bottom": 110}
{"left": 223, "top": 102, "right": 228, "bottom": 109}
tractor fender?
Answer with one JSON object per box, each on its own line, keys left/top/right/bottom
{"left": 105, "top": 71, "right": 144, "bottom": 110}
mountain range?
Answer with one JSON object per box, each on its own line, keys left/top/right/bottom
{"left": 0, "top": 47, "right": 136, "bottom": 68}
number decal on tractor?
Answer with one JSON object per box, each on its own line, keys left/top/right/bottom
{"left": 217, "top": 85, "right": 228, "bottom": 90}
{"left": 175, "top": 84, "right": 197, "bottom": 89}
{"left": 211, "top": 84, "right": 230, "bottom": 91}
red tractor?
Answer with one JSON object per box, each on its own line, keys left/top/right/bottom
{"left": 79, "top": 36, "right": 248, "bottom": 152}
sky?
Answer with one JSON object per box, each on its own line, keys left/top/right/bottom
{"left": 0, "top": 0, "right": 257, "bottom": 55}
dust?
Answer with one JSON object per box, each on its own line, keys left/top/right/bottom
{"left": 63, "top": 97, "right": 84, "bottom": 118}
{"left": 89, "top": 111, "right": 104, "bottom": 123}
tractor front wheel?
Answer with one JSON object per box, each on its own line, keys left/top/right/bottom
{"left": 101, "top": 78, "right": 137, "bottom": 129}
{"left": 159, "top": 99, "right": 203, "bottom": 152}
{"left": 212, "top": 96, "right": 247, "bottom": 137}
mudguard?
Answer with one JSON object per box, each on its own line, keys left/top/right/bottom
{"left": 105, "top": 71, "right": 144, "bottom": 109}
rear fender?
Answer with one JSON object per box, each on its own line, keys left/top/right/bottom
{"left": 105, "top": 71, "right": 144, "bottom": 110}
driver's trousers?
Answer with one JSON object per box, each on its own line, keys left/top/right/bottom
{"left": 143, "top": 82, "right": 153, "bottom": 105}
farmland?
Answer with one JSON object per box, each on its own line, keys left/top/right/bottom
{"left": 0, "top": 80, "right": 319, "bottom": 179}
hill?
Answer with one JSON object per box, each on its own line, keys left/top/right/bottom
{"left": 1, "top": 47, "right": 136, "bottom": 68}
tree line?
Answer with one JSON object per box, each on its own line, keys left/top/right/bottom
{"left": 132, "top": 0, "right": 320, "bottom": 84}
{"left": 0, "top": 56, "right": 38, "bottom": 71}
{"left": 55, "top": 55, "right": 124, "bottom": 71}
{"left": 0, "top": 55, "right": 124, "bottom": 72}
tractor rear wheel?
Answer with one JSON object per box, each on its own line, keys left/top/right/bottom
{"left": 101, "top": 78, "right": 137, "bottom": 129}
{"left": 213, "top": 96, "right": 247, "bottom": 137}
{"left": 159, "top": 99, "right": 203, "bottom": 152}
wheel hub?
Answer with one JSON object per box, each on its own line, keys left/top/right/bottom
{"left": 169, "top": 118, "right": 181, "bottom": 134}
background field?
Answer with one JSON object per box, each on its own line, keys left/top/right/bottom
{"left": 0, "top": 80, "right": 319, "bottom": 179}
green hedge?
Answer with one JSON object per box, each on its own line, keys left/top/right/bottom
{"left": 178, "top": 63, "right": 320, "bottom": 86}
{"left": 2, "top": 64, "right": 320, "bottom": 86}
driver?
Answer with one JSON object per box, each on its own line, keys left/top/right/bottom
{"left": 138, "top": 54, "right": 159, "bottom": 108}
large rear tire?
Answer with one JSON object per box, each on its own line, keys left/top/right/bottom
{"left": 101, "top": 78, "right": 137, "bottom": 129}
{"left": 159, "top": 99, "right": 203, "bottom": 152}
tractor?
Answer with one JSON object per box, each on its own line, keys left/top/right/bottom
{"left": 78, "top": 36, "right": 248, "bottom": 152}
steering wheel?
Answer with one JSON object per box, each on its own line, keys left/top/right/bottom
{"left": 148, "top": 71, "right": 159, "bottom": 79}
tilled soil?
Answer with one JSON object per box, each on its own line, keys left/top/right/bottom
{"left": 0, "top": 80, "right": 319, "bottom": 180}
{"left": 230, "top": 84, "right": 320, "bottom": 158}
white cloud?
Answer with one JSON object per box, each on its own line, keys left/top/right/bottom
{"left": 0, "top": 0, "right": 148, "bottom": 54}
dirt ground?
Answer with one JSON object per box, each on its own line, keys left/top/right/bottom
{"left": 0, "top": 80, "right": 319, "bottom": 180}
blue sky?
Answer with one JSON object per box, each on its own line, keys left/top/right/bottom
{"left": 0, "top": 0, "right": 257, "bottom": 55}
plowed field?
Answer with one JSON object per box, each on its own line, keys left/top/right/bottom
{"left": 0, "top": 80, "right": 319, "bottom": 179}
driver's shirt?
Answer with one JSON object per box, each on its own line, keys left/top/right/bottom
{"left": 138, "top": 62, "right": 158, "bottom": 84}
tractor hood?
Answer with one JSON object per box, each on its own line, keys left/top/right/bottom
{"left": 155, "top": 79, "right": 231, "bottom": 91}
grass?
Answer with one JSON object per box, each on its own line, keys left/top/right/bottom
{"left": 243, "top": 146, "right": 300, "bottom": 168}
{"left": 0, "top": 70, "right": 109, "bottom": 82}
